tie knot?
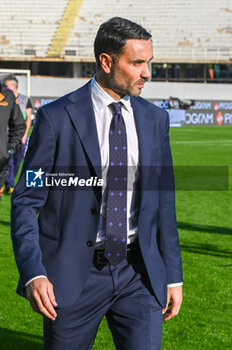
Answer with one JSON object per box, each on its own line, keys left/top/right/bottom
{"left": 110, "top": 102, "right": 122, "bottom": 116}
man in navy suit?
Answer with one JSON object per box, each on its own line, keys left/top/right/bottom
{"left": 11, "top": 17, "right": 183, "bottom": 349}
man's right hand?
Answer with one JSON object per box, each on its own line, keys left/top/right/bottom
{"left": 25, "top": 277, "right": 58, "bottom": 320}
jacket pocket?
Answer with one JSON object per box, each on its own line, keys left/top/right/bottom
{"left": 38, "top": 190, "right": 64, "bottom": 240}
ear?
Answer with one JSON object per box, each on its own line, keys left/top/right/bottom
{"left": 99, "top": 53, "right": 113, "bottom": 73}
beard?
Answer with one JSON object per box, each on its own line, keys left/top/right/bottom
{"left": 110, "top": 66, "right": 146, "bottom": 97}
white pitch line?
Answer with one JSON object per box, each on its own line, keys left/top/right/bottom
{"left": 171, "top": 140, "right": 232, "bottom": 144}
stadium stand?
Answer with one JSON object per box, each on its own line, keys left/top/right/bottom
{"left": 65, "top": 0, "right": 232, "bottom": 63}
{"left": 1, "top": 0, "right": 69, "bottom": 58}
{"left": 47, "top": 0, "right": 83, "bottom": 57}
{"left": 1, "top": 0, "right": 231, "bottom": 63}
{"left": 0, "top": 0, "right": 231, "bottom": 83}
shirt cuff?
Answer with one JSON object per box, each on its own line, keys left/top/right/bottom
{"left": 25, "top": 275, "right": 47, "bottom": 287}
{"left": 167, "top": 282, "right": 183, "bottom": 287}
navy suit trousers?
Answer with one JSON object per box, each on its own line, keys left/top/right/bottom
{"left": 43, "top": 248, "right": 163, "bottom": 350}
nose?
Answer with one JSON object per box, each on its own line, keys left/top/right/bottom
{"left": 141, "top": 63, "right": 151, "bottom": 80}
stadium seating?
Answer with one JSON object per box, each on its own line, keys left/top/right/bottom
{"left": 65, "top": 0, "right": 232, "bottom": 61}
{"left": 0, "top": 0, "right": 232, "bottom": 62}
{"left": 1, "top": 0, "right": 68, "bottom": 57}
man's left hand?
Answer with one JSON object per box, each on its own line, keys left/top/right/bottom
{"left": 162, "top": 285, "right": 182, "bottom": 321}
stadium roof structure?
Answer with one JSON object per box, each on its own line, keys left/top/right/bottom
{"left": 1, "top": 0, "right": 232, "bottom": 63}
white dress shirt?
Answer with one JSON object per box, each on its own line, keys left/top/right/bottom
{"left": 26, "top": 77, "right": 182, "bottom": 288}
{"left": 91, "top": 77, "right": 140, "bottom": 247}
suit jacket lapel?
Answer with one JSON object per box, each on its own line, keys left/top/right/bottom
{"left": 65, "top": 82, "right": 102, "bottom": 181}
{"left": 131, "top": 97, "right": 154, "bottom": 166}
{"left": 131, "top": 97, "right": 155, "bottom": 209}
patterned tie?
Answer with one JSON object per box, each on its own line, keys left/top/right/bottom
{"left": 104, "top": 102, "right": 128, "bottom": 265}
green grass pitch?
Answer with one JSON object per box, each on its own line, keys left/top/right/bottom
{"left": 0, "top": 126, "right": 231, "bottom": 349}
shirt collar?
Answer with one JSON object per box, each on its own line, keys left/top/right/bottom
{"left": 91, "top": 75, "right": 131, "bottom": 112}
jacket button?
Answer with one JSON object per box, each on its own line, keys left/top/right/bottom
{"left": 86, "top": 240, "right": 93, "bottom": 247}
{"left": 90, "top": 208, "right": 97, "bottom": 215}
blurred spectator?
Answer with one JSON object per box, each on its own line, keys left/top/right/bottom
{"left": 168, "top": 96, "right": 194, "bottom": 110}
{"left": 0, "top": 81, "right": 25, "bottom": 201}
{"left": 168, "top": 96, "right": 179, "bottom": 109}
{"left": 208, "top": 66, "right": 214, "bottom": 80}
{"left": 3, "top": 75, "right": 32, "bottom": 194}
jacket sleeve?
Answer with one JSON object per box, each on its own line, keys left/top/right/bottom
{"left": 157, "top": 111, "right": 183, "bottom": 284}
{"left": 8, "top": 95, "right": 26, "bottom": 152}
{"left": 11, "top": 107, "right": 56, "bottom": 286}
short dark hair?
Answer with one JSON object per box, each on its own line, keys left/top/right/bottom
{"left": 94, "top": 17, "right": 152, "bottom": 68}
{"left": 3, "top": 74, "right": 18, "bottom": 88}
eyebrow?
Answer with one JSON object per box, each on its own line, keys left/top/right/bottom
{"left": 132, "top": 56, "right": 153, "bottom": 63}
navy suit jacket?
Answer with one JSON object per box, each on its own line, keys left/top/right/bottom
{"left": 11, "top": 81, "right": 183, "bottom": 308}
